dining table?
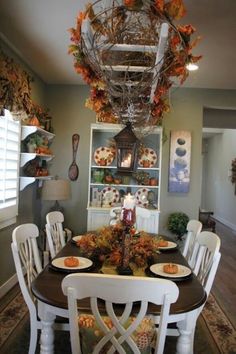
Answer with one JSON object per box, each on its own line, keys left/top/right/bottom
{"left": 32, "top": 234, "right": 206, "bottom": 354}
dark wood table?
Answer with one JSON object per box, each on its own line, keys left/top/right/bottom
{"left": 32, "top": 239, "right": 206, "bottom": 354}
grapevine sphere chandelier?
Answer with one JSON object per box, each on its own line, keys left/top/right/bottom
{"left": 69, "top": 0, "right": 201, "bottom": 130}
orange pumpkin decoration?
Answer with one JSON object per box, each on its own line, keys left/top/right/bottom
{"left": 29, "top": 116, "right": 40, "bottom": 127}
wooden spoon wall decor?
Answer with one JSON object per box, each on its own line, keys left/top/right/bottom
{"left": 68, "top": 134, "right": 80, "bottom": 181}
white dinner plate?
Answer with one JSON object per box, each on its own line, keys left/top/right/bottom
{"left": 51, "top": 257, "right": 93, "bottom": 271}
{"left": 72, "top": 235, "right": 83, "bottom": 243}
{"left": 158, "top": 241, "right": 177, "bottom": 250}
{"left": 150, "top": 263, "right": 191, "bottom": 278}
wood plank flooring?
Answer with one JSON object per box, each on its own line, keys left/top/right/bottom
{"left": 211, "top": 220, "right": 236, "bottom": 328}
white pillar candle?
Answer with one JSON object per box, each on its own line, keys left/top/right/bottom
{"left": 123, "top": 193, "right": 135, "bottom": 209}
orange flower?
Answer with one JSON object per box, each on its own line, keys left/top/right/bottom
{"left": 154, "top": 0, "right": 164, "bottom": 12}
{"left": 124, "top": 0, "right": 136, "bottom": 7}
{"left": 109, "top": 249, "right": 122, "bottom": 266}
{"left": 189, "top": 54, "right": 202, "bottom": 63}
{"left": 164, "top": 0, "right": 186, "bottom": 20}
{"left": 178, "top": 24, "right": 196, "bottom": 36}
{"left": 170, "top": 34, "right": 181, "bottom": 49}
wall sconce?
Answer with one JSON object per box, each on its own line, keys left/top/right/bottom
{"left": 114, "top": 123, "right": 140, "bottom": 173}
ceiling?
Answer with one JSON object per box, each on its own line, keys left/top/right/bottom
{"left": 0, "top": 0, "right": 236, "bottom": 89}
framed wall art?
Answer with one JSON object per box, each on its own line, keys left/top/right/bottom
{"left": 168, "top": 131, "right": 192, "bottom": 193}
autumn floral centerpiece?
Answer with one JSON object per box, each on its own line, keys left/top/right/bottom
{"left": 76, "top": 224, "right": 161, "bottom": 268}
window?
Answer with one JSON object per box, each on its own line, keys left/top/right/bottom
{"left": 0, "top": 109, "right": 21, "bottom": 228}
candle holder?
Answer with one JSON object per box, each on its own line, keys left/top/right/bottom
{"left": 117, "top": 206, "right": 136, "bottom": 275}
{"left": 122, "top": 207, "right": 136, "bottom": 227}
{"left": 117, "top": 229, "right": 133, "bottom": 275}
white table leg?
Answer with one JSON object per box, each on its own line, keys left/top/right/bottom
{"left": 38, "top": 301, "right": 56, "bottom": 354}
{"left": 176, "top": 309, "right": 198, "bottom": 354}
{"left": 40, "top": 318, "right": 55, "bottom": 354}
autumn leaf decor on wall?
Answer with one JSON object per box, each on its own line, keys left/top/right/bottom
{"left": 0, "top": 49, "right": 52, "bottom": 128}
{"left": 0, "top": 50, "right": 32, "bottom": 116}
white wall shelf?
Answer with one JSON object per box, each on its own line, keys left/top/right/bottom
{"left": 20, "top": 153, "right": 54, "bottom": 167}
{"left": 21, "top": 125, "right": 55, "bottom": 141}
{"left": 20, "top": 176, "right": 53, "bottom": 191}
{"left": 20, "top": 125, "right": 55, "bottom": 190}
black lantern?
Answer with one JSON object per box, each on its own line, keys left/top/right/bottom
{"left": 114, "top": 123, "right": 140, "bottom": 173}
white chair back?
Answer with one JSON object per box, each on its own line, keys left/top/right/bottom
{"left": 45, "top": 211, "right": 66, "bottom": 258}
{"left": 135, "top": 206, "right": 152, "bottom": 232}
{"left": 167, "top": 230, "right": 221, "bottom": 348}
{"left": 182, "top": 219, "right": 202, "bottom": 263}
{"left": 109, "top": 206, "right": 122, "bottom": 226}
{"left": 11, "top": 223, "right": 43, "bottom": 354}
{"left": 62, "top": 273, "right": 179, "bottom": 354}
{"left": 190, "top": 231, "right": 221, "bottom": 295}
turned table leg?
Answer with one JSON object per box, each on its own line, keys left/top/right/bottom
{"left": 38, "top": 301, "right": 56, "bottom": 354}
{"left": 176, "top": 309, "right": 198, "bottom": 354}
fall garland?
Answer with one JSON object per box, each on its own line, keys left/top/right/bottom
{"left": 0, "top": 49, "right": 52, "bottom": 126}
{"left": 69, "top": 0, "right": 201, "bottom": 126}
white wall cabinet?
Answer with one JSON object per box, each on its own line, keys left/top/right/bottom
{"left": 87, "top": 123, "right": 162, "bottom": 232}
{"left": 20, "top": 125, "right": 55, "bottom": 190}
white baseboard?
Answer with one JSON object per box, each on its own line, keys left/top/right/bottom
{"left": 214, "top": 214, "right": 236, "bottom": 233}
{"left": 0, "top": 273, "right": 18, "bottom": 299}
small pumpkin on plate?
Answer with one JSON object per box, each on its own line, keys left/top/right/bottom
{"left": 64, "top": 256, "right": 79, "bottom": 267}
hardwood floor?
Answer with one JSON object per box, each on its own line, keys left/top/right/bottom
{"left": 211, "top": 220, "right": 236, "bottom": 328}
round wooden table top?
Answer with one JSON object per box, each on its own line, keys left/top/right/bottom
{"left": 32, "top": 239, "right": 206, "bottom": 315}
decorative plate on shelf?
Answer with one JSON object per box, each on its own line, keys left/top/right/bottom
{"left": 138, "top": 148, "right": 157, "bottom": 168}
{"left": 135, "top": 188, "right": 150, "bottom": 207}
{"left": 94, "top": 146, "right": 115, "bottom": 166}
{"left": 101, "top": 186, "right": 120, "bottom": 206}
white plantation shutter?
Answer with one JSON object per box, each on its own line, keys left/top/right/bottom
{"left": 0, "top": 109, "right": 20, "bottom": 227}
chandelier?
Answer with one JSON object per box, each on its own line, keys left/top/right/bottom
{"left": 69, "top": 0, "right": 201, "bottom": 129}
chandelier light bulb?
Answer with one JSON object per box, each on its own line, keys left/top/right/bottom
{"left": 186, "top": 63, "right": 199, "bottom": 71}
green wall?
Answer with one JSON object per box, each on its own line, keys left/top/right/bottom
{"left": 44, "top": 85, "right": 236, "bottom": 237}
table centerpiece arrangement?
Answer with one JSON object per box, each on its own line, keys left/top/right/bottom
{"left": 76, "top": 224, "right": 162, "bottom": 275}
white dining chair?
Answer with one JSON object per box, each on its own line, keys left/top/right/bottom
{"left": 190, "top": 231, "right": 221, "bottom": 289}
{"left": 135, "top": 206, "right": 152, "bottom": 232}
{"left": 62, "top": 273, "right": 179, "bottom": 354}
{"left": 11, "top": 223, "right": 69, "bottom": 354}
{"left": 109, "top": 206, "right": 152, "bottom": 232}
{"left": 109, "top": 206, "right": 122, "bottom": 226}
{"left": 168, "top": 231, "right": 221, "bottom": 353}
{"left": 45, "top": 211, "right": 71, "bottom": 260}
{"left": 182, "top": 219, "right": 202, "bottom": 263}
